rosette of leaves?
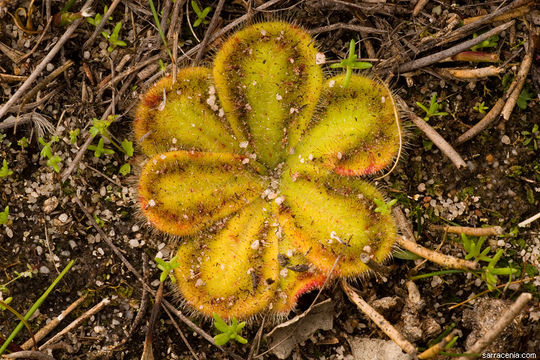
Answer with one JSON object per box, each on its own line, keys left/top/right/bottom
{"left": 134, "top": 22, "right": 401, "bottom": 320}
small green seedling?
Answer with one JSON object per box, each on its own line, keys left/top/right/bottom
{"left": 521, "top": 124, "right": 539, "bottom": 151}
{"left": 470, "top": 34, "right": 499, "bottom": 51}
{"left": 460, "top": 234, "right": 518, "bottom": 291}
{"left": 212, "top": 313, "right": 248, "bottom": 346}
{"left": 191, "top": 0, "right": 212, "bottom": 27}
{"left": 155, "top": 255, "right": 181, "bottom": 283}
{"left": 473, "top": 101, "right": 488, "bottom": 114}
{"left": 88, "top": 138, "right": 115, "bottom": 157}
{"left": 39, "top": 136, "right": 62, "bottom": 173}
{"left": 0, "top": 160, "right": 13, "bottom": 178}
{"left": 330, "top": 39, "right": 372, "bottom": 88}
{"left": 86, "top": 5, "right": 111, "bottom": 27}
{"left": 517, "top": 87, "right": 533, "bottom": 110}
{"left": 69, "top": 129, "right": 80, "bottom": 144}
{"left": 93, "top": 214, "right": 105, "bottom": 227}
{"left": 0, "top": 206, "right": 8, "bottom": 225}
{"left": 374, "top": 198, "right": 397, "bottom": 216}
{"left": 103, "top": 22, "right": 127, "bottom": 52}
{"left": 119, "top": 163, "right": 131, "bottom": 176}
{"left": 17, "top": 137, "right": 28, "bottom": 149}
{"left": 416, "top": 94, "right": 448, "bottom": 121}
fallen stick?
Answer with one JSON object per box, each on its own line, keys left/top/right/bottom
{"left": 463, "top": 4, "right": 530, "bottom": 25}
{"left": 518, "top": 211, "right": 540, "bottom": 228}
{"left": 455, "top": 97, "right": 506, "bottom": 145}
{"left": 341, "top": 279, "right": 417, "bottom": 356}
{"left": 0, "top": 0, "right": 93, "bottom": 121}
{"left": 501, "top": 29, "right": 534, "bottom": 121}
{"left": 396, "top": 236, "right": 479, "bottom": 271}
{"left": 405, "top": 107, "right": 467, "bottom": 169}
{"left": 455, "top": 293, "right": 532, "bottom": 360}
{"left": 39, "top": 298, "right": 110, "bottom": 350}
{"left": 193, "top": 0, "right": 226, "bottom": 65}
{"left": 398, "top": 21, "right": 513, "bottom": 73}
{"left": 2, "top": 351, "right": 55, "bottom": 360}
{"left": 418, "top": 329, "right": 459, "bottom": 359}
{"left": 412, "top": 0, "right": 430, "bottom": 17}
{"left": 444, "top": 66, "right": 503, "bottom": 79}
{"left": 21, "top": 293, "right": 88, "bottom": 350}
{"left": 428, "top": 225, "right": 504, "bottom": 237}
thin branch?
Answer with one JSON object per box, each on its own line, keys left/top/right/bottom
{"left": 21, "top": 294, "right": 88, "bottom": 350}
{"left": 309, "top": 23, "right": 385, "bottom": 35}
{"left": 405, "top": 106, "right": 467, "bottom": 169}
{"left": 396, "top": 236, "right": 479, "bottom": 271}
{"left": 82, "top": 0, "right": 122, "bottom": 49}
{"left": 39, "top": 298, "right": 111, "bottom": 350}
{"left": 455, "top": 97, "right": 506, "bottom": 145}
{"left": 398, "top": 21, "right": 514, "bottom": 73}
{"left": 456, "top": 293, "right": 532, "bottom": 360}
{"left": 3, "top": 351, "right": 55, "bottom": 360}
{"left": 193, "top": 0, "right": 226, "bottom": 65}
{"left": 418, "top": 329, "right": 459, "bottom": 359}
{"left": 518, "top": 211, "right": 540, "bottom": 228}
{"left": 428, "top": 225, "right": 504, "bottom": 237}
{"left": 501, "top": 29, "right": 534, "bottom": 121}
{"left": 412, "top": 0, "right": 430, "bottom": 17}
{"left": 341, "top": 279, "right": 417, "bottom": 356}
{"left": 0, "top": 0, "right": 93, "bottom": 121}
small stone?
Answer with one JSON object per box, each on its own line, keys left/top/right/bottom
{"left": 58, "top": 213, "right": 69, "bottom": 223}
{"left": 316, "top": 52, "right": 326, "bottom": 65}
{"left": 43, "top": 197, "right": 59, "bottom": 213}
{"left": 129, "top": 239, "right": 140, "bottom": 248}
{"left": 39, "top": 266, "right": 50, "bottom": 274}
{"left": 83, "top": 51, "right": 91, "bottom": 59}
{"left": 46, "top": 63, "right": 54, "bottom": 72}
{"left": 417, "top": 183, "right": 426, "bottom": 192}
{"left": 501, "top": 135, "right": 511, "bottom": 144}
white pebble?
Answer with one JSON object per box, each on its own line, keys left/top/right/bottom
{"left": 58, "top": 213, "right": 69, "bottom": 223}
{"left": 46, "top": 63, "right": 54, "bottom": 72}
{"left": 501, "top": 135, "right": 511, "bottom": 144}
{"left": 39, "top": 266, "right": 50, "bottom": 274}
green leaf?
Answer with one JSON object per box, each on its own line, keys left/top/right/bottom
{"left": 517, "top": 88, "right": 533, "bottom": 110}
{"left": 213, "top": 313, "right": 230, "bottom": 333}
{"left": 0, "top": 159, "right": 13, "bottom": 178}
{"left": 121, "top": 139, "right": 134, "bottom": 156}
{"left": 69, "top": 129, "right": 80, "bottom": 144}
{"left": 119, "top": 163, "right": 131, "bottom": 176}
{"left": 0, "top": 206, "right": 8, "bottom": 225}
{"left": 214, "top": 332, "right": 230, "bottom": 346}
{"left": 47, "top": 156, "right": 62, "bottom": 173}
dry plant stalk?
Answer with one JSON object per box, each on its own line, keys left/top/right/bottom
{"left": 396, "top": 236, "right": 479, "bottom": 271}
{"left": 2, "top": 350, "right": 55, "bottom": 360}
{"left": 406, "top": 109, "right": 467, "bottom": 169}
{"left": 341, "top": 279, "right": 417, "bottom": 355}
{"left": 39, "top": 298, "right": 110, "bottom": 350}
{"left": 462, "top": 4, "right": 531, "bottom": 25}
{"left": 501, "top": 30, "right": 534, "bottom": 121}
{"left": 412, "top": 0, "right": 430, "bottom": 17}
{"left": 418, "top": 329, "right": 459, "bottom": 359}
{"left": 444, "top": 66, "right": 503, "bottom": 79}
{"left": 455, "top": 97, "right": 506, "bottom": 144}
{"left": 428, "top": 225, "right": 504, "bottom": 236}
{"left": 21, "top": 293, "right": 88, "bottom": 350}
{"left": 456, "top": 293, "right": 533, "bottom": 360}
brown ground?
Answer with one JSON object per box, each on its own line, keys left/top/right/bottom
{"left": 0, "top": 1, "right": 539, "bottom": 359}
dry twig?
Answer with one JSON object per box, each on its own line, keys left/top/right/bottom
{"left": 412, "top": 0, "right": 430, "bottom": 17}
{"left": 39, "top": 298, "right": 110, "bottom": 350}
{"left": 341, "top": 279, "right": 417, "bottom": 355}
{"left": 309, "top": 23, "right": 385, "bottom": 35}
{"left": 428, "top": 225, "right": 504, "bottom": 237}
{"left": 456, "top": 293, "right": 532, "bottom": 360}
{"left": 404, "top": 106, "right": 467, "bottom": 169}
{"left": 443, "top": 66, "right": 503, "bottom": 80}
{"left": 398, "top": 21, "right": 514, "bottom": 73}
{"left": 21, "top": 293, "right": 88, "bottom": 350}
{"left": 82, "top": 0, "right": 122, "bottom": 49}
{"left": 501, "top": 29, "right": 534, "bottom": 121}
{"left": 2, "top": 351, "right": 55, "bottom": 360}
{"left": 518, "top": 211, "right": 540, "bottom": 228}
{"left": 418, "top": 329, "right": 459, "bottom": 359}
{"left": 396, "top": 236, "right": 479, "bottom": 271}
{"left": 0, "top": 0, "right": 93, "bottom": 120}
{"left": 193, "top": 0, "right": 226, "bottom": 65}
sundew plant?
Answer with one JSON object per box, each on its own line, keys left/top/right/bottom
{"left": 134, "top": 22, "right": 401, "bottom": 320}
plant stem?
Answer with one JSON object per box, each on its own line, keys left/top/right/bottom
{"left": 0, "top": 260, "right": 75, "bottom": 355}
